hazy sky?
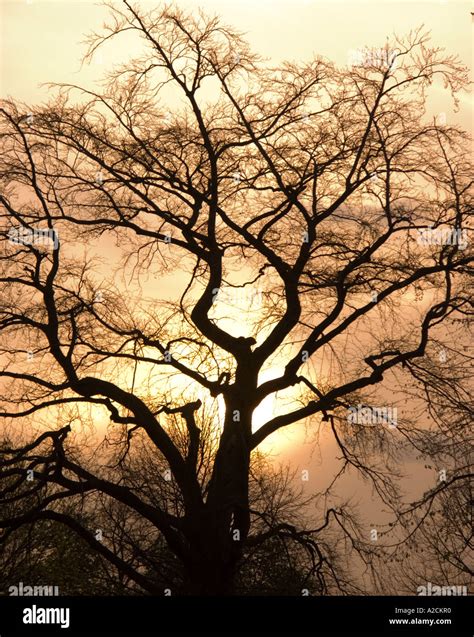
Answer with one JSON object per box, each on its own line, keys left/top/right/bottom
{"left": 1, "top": 0, "right": 472, "bottom": 133}
{"left": 1, "top": 0, "right": 471, "bottom": 453}
{"left": 0, "top": 0, "right": 471, "bottom": 554}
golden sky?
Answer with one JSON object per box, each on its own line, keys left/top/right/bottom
{"left": 0, "top": 0, "right": 472, "bottom": 532}
{"left": 1, "top": 0, "right": 472, "bottom": 133}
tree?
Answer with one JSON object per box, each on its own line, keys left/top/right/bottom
{"left": 1, "top": 422, "right": 346, "bottom": 596}
{"left": 376, "top": 386, "right": 473, "bottom": 595}
{"left": 0, "top": 1, "right": 472, "bottom": 594}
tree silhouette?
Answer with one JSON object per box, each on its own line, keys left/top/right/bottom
{"left": 0, "top": 2, "right": 472, "bottom": 594}
{"left": 0, "top": 431, "right": 339, "bottom": 596}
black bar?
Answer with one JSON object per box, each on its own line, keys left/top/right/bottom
{"left": 0, "top": 595, "right": 471, "bottom": 634}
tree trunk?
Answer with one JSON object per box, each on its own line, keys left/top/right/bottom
{"left": 183, "top": 399, "right": 253, "bottom": 594}
{"left": 185, "top": 544, "right": 237, "bottom": 595}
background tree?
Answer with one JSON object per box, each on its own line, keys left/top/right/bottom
{"left": 0, "top": 1, "right": 472, "bottom": 594}
{"left": 1, "top": 421, "right": 352, "bottom": 595}
{"left": 377, "top": 384, "right": 473, "bottom": 595}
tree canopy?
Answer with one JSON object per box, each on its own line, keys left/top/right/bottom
{"left": 0, "top": 2, "right": 472, "bottom": 595}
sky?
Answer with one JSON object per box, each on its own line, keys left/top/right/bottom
{"left": 0, "top": 0, "right": 472, "bottom": 131}
{"left": 0, "top": 0, "right": 472, "bottom": 573}
{"left": 1, "top": 0, "right": 472, "bottom": 446}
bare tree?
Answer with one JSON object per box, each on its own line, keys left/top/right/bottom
{"left": 0, "top": 2, "right": 472, "bottom": 594}
{"left": 1, "top": 413, "right": 347, "bottom": 595}
{"left": 377, "top": 387, "right": 473, "bottom": 595}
